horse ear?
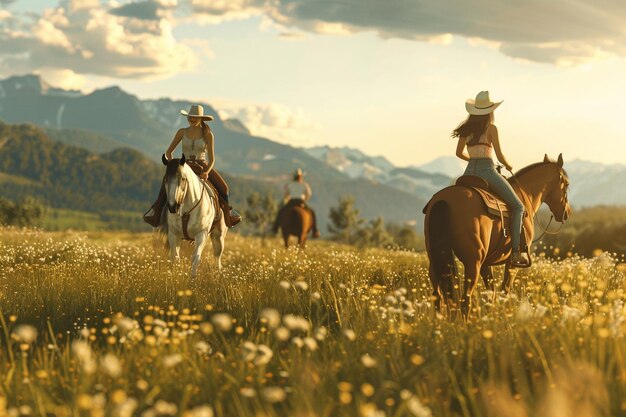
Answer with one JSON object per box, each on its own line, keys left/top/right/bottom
{"left": 543, "top": 154, "right": 550, "bottom": 163}
{"left": 180, "top": 154, "right": 186, "bottom": 165}
{"left": 162, "top": 153, "right": 168, "bottom": 166}
{"left": 557, "top": 153, "right": 563, "bottom": 167}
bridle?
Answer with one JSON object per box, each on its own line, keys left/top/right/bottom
{"left": 505, "top": 166, "right": 568, "bottom": 244}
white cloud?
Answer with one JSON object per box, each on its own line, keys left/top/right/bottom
{"left": 186, "top": 0, "right": 626, "bottom": 66}
{"left": 218, "top": 101, "right": 320, "bottom": 145}
{"left": 0, "top": 1, "right": 200, "bottom": 79}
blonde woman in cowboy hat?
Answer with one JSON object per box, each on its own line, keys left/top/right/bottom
{"left": 272, "top": 168, "right": 320, "bottom": 238}
{"left": 452, "top": 91, "right": 528, "bottom": 267}
{"left": 144, "top": 104, "right": 241, "bottom": 228}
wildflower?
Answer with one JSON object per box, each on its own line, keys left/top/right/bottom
{"left": 262, "top": 387, "right": 286, "bottom": 403}
{"left": 101, "top": 353, "right": 122, "bottom": 378}
{"left": 113, "top": 397, "right": 138, "bottom": 417}
{"left": 254, "top": 344, "right": 273, "bottom": 366}
{"left": 279, "top": 280, "right": 291, "bottom": 290}
{"left": 274, "top": 327, "right": 290, "bottom": 341}
{"left": 240, "top": 388, "right": 256, "bottom": 398}
{"left": 211, "top": 314, "right": 233, "bottom": 332}
{"left": 561, "top": 305, "right": 584, "bottom": 324}
{"left": 294, "top": 280, "right": 309, "bottom": 291}
{"left": 406, "top": 396, "right": 432, "bottom": 417}
{"left": 195, "top": 341, "right": 212, "bottom": 355}
{"left": 183, "top": 405, "right": 214, "bottom": 417}
{"left": 314, "top": 326, "right": 327, "bottom": 341}
{"left": 361, "top": 354, "right": 377, "bottom": 368}
{"left": 303, "top": 337, "right": 318, "bottom": 351}
{"left": 163, "top": 354, "right": 183, "bottom": 368}
{"left": 11, "top": 325, "right": 37, "bottom": 344}
{"left": 283, "top": 314, "right": 310, "bottom": 332}
{"left": 343, "top": 329, "right": 356, "bottom": 341}
{"left": 72, "top": 340, "right": 96, "bottom": 374}
{"left": 260, "top": 308, "right": 281, "bottom": 329}
{"left": 241, "top": 342, "right": 258, "bottom": 362}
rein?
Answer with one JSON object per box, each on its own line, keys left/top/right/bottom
{"left": 181, "top": 184, "right": 205, "bottom": 241}
{"left": 506, "top": 168, "right": 565, "bottom": 244}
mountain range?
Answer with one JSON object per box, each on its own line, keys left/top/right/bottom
{"left": 0, "top": 74, "right": 435, "bottom": 230}
{"left": 0, "top": 74, "right": 623, "bottom": 233}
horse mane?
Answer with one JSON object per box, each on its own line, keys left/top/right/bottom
{"left": 513, "top": 160, "right": 568, "bottom": 179}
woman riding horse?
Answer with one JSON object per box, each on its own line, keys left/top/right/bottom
{"left": 144, "top": 105, "right": 241, "bottom": 228}
{"left": 452, "top": 91, "right": 528, "bottom": 268}
{"left": 272, "top": 168, "right": 320, "bottom": 238}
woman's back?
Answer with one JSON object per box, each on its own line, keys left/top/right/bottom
{"left": 466, "top": 129, "right": 493, "bottom": 159}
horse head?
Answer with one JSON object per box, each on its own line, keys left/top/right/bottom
{"left": 163, "top": 155, "right": 189, "bottom": 214}
{"left": 542, "top": 153, "right": 571, "bottom": 223}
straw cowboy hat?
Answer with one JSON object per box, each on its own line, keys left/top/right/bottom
{"left": 181, "top": 104, "right": 214, "bottom": 121}
{"left": 465, "top": 91, "right": 502, "bottom": 115}
{"left": 294, "top": 168, "right": 305, "bottom": 177}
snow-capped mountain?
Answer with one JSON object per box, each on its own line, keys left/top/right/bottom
{"left": 565, "top": 159, "right": 626, "bottom": 206}
{"left": 305, "top": 145, "right": 454, "bottom": 197}
{"left": 412, "top": 156, "right": 465, "bottom": 178}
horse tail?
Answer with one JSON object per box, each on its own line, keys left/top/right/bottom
{"left": 425, "top": 200, "right": 457, "bottom": 302}
{"left": 154, "top": 214, "right": 169, "bottom": 252}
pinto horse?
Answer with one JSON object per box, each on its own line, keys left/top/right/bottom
{"left": 159, "top": 155, "right": 227, "bottom": 278}
{"left": 278, "top": 202, "right": 314, "bottom": 249}
{"left": 423, "top": 154, "right": 571, "bottom": 319}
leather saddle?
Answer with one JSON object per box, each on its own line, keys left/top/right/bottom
{"left": 454, "top": 175, "right": 510, "bottom": 219}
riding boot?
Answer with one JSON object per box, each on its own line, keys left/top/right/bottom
{"left": 510, "top": 251, "right": 530, "bottom": 268}
{"left": 219, "top": 194, "right": 241, "bottom": 228}
{"left": 143, "top": 185, "right": 166, "bottom": 227}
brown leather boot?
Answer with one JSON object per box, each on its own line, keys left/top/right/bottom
{"left": 143, "top": 188, "right": 166, "bottom": 227}
{"left": 510, "top": 251, "right": 530, "bottom": 268}
{"left": 229, "top": 208, "right": 242, "bottom": 227}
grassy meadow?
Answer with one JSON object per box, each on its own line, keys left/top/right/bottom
{"left": 0, "top": 227, "right": 624, "bottom": 417}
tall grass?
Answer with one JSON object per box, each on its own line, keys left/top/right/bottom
{"left": 0, "top": 227, "right": 624, "bottom": 416}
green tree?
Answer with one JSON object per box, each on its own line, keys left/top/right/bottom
{"left": 243, "top": 192, "right": 277, "bottom": 245}
{"left": 328, "top": 195, "right": 364, "bottom": 244}
{"left": 0, "top": 197, "right": 47, "bottom": 227}
{"left": 386, "top": 222, "right": 424, "bottom": 251}
{"left": 355, "top": 216, "right": 394, "bottom": 248}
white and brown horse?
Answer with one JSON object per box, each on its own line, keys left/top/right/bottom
{"left": 159, "top": 155, "right": 227, "bottom": 278}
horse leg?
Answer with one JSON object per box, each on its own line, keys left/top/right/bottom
{"left": 282, "top": 231, "right": 289, "bottom": 249}
{"left": 500, "top": 261, "right": 516, "bottom": 295}
{"left": 428, "top": 263, "right": 442, "bottom": 312}
{"left": 191, "top": 230, "right": 208, "bottom": 279}
{"left": 168, "top": 231, "right": 181, "bottom": 263}
{"left": 298, "top": 235, "right": 307, "bottom": 250}
{"left": 461, "top": 260, "right": 481, "bottom": 321}
{"left": 480, "top": 264, "right": 496, "bottom": 305}
{"left": 210, "top": 221, "right": 227, "bottom": 270}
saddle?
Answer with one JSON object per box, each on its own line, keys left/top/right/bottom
{"left": 454, "top": 175, "right": 510, "bottom": 219}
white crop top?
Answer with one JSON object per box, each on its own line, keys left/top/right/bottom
{"left": 466, "top": 132, "right": 493, "bottom": 159}
{"left": 181, "top": 129, "right": 207, "bottom": 160}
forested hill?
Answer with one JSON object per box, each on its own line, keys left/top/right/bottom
{"left": 0, "top": 122, "right": 162, "bottom": 212}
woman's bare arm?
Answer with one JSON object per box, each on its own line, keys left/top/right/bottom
{"left": 165, "top": 128, "right": 184, "bottom": 160}
{"left": 489, "top": 125, "right": 513, "bottom": 170}
{"left": 455, "top": 137, "right": 470, "bottom": 162}
{"left": 204, "top": 127, "right": 215, "bottom": 173}
{"left": 304, "top": 182, "right": 312, "bottom": 201}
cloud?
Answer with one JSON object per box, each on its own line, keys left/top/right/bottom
{"left": 218, "top": 102, "right": 320, "bottom": 145}
{"left": 0, "top": 1, "right": 199, "bottom": 79}
{"left": 109, "top": 1, "right": 161, "bottom": 20}
{"left": 187, "top": 0, "right": 626, "bottom": 65}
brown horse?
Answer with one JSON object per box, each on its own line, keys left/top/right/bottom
{"left": 423, "top": 154, "right": 571, "bottom": 319}
{"left": 278, "top": 203, "right": 314, "bottom": 249}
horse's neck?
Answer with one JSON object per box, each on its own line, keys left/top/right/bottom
{"left": 515, "top": 170, "right": 549, "bottom": 216}
{"left": 182, "top": 172, "right": 203, "bottom": 208}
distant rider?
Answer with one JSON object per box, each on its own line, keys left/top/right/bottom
{"left": 272, "top": 168, "right": 320, "bottom": 238}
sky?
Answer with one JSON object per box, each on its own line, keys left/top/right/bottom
{"left": 1, "top": 0, "right": 625, "bottom": 168}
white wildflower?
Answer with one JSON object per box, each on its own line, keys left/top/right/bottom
{"left": 361, "top": 354, "right": 377, "bottom": 368}
{"left": 101, "top": 353, "right": 122, "bottom": 378}
{"left": 163, "top": 353, "right": 183, "bottom": 368}
{"left": 262, "top": 387, "right": 286, "bottom": 403}
{"left": 260, "top": 308, "right": 281, "bottom": 329}
{"left": 274, "top": 327, "right": 290, "bottom": 341}
{"left": 254, "top": 344, "right": 273, "bottom": 366}
{"left": 185, "top": 405, "right": 214, "bottom": 417}
{"left": 303, "top": 337, "right": 318, "bottom": 351}
{"left": 195, "top": 341, "right": 212, "bottom": 355}
{"left": 283, "top": 314, "right": 310, "bottom": 332}
{"left": 211, "top": 314, "right": 233, "bottom": 332}
{"left": 11, "top": 325, "right": 37, "bottom": 343}
{"left": 343, "top": 329, "right": 356, "bottom": 341}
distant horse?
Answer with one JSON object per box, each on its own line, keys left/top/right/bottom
{"left": 158, "top": 155, "right": 227, "bottom": 278}
{"left": 278, "top": 202, "right": 314, "bottom": 249}
{"left": 423, "top": 154, "right": 571, "bottom": 319}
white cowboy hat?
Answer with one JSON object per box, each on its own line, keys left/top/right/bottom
{"left": 181, "top": 104, "right": 214, "bottom": 121}
{"left": 465, "top": 91, "right": 502, "bottom": 115}
{"left": 294, "top": 168, "right": 305, "bottom": 177}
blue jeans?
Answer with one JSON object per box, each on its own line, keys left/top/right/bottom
{"left": 464, "top": 158, "right": 525, "bottom": 251}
